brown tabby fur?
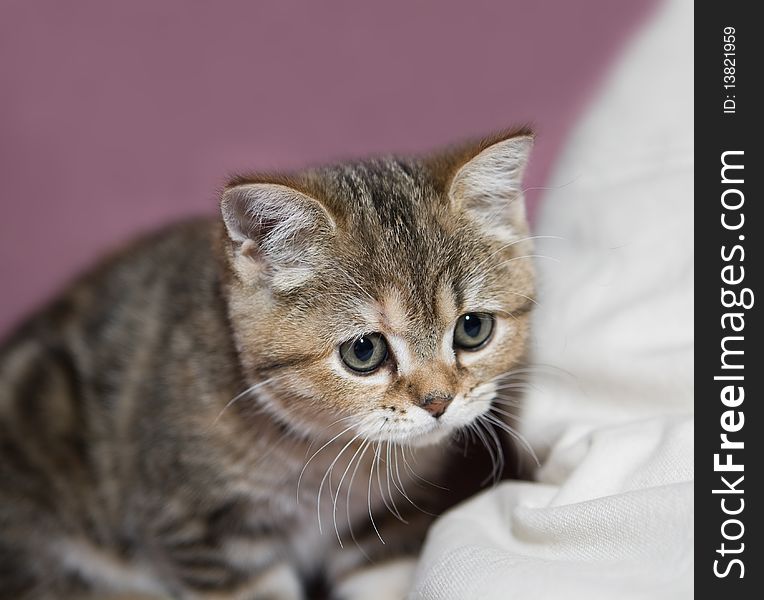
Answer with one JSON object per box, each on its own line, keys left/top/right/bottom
{"left": 0, "top": 129, "right": 535, "bottom": 599}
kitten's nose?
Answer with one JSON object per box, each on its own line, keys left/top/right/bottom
{"left": 419, "top": 392, "right": 454, "bottom": 419}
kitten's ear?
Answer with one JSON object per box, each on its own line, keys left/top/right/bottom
{"left": 447, "top": 133, "right": 533, "bottom": 240}
{"left": 220, "top": 182, "right": 335, "bottom": 290}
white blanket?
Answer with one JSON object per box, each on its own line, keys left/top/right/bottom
{"left": 411, "top": 0, "right": 693, "bottom": 597}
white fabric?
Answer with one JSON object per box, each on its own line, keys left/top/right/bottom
{"left": 411, "top": 0, "right": 693, "bottom": 597}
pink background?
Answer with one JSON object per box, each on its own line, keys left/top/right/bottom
{"left": 0, "top": 0, "right": 655, "bottom": 337}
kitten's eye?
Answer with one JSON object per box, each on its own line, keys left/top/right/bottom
{"left": 339, "top": 333, "right": 389, "bottom": 373}
{"left": 453, "top": 313, "right": 494, "bottom": 350}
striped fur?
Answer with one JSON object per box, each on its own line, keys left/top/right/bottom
{"left": 0, "top": 130, "right": 535, "bottom": 599}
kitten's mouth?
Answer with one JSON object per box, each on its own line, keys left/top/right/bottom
{"left": 351, "top": 415, "right": 455, "bottom": 448}
{"left": 408, "top": 423, "right": 458, "bottom": 447}
{"left": 357, "top": 391, "right": 496, "bottom": 448}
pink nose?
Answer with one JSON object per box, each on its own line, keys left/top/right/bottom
{"left": 418, "top": 392, "right": 454, "bottom": 419}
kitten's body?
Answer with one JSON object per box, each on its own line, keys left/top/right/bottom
{"left": 0, "top": 133, "right": 534, "bottom": 599}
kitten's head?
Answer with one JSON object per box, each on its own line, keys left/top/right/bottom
{"left": 219, "top": 129, "right": 534, "bottom": 446}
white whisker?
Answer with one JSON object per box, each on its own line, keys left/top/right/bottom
{"left": 383, "top": 440, "right": 407, "bottom": 522}
{"left": 367, "top": 442, "right": 385, "bottom": 544}
{"left": 332, "top": 437, "right": 368, "bottom": 546}
{"left": 345, "top": 441, "right": 373, "bottom": 562}
{"left": 482, "top": 413, "right": 540, "bottom": 468}
{"left": 471, "top": 420, "right": 498, "bottom": 485}
{"left": 392, "top": 444, "right": 436, "bottom": 517}
{"left": 317, "top": 432, "right": 363, "bottom": 534}
{"left": 401, "top": 444, "right": 449, "bottom": 491}
{"left": 480, "top": 416, "right": 505, "bottom": 484}
{"left": 297, "top": 423, "right": 356, "bottom": 504}
{"left": 468, "top": 235, "right": 565, "bottom": 278}
{"left": 213, "top": 373, "right": 292, "bottom": 425}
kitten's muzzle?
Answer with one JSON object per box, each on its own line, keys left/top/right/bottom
{"left": 418, "top": 392, "right": 454, "bottom": 419}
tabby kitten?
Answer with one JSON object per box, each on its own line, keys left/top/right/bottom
{"left": 0, "top": 129, "right": 535, "bottom": 600}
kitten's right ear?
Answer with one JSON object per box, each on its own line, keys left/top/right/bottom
{"left": 220, "top": 182, "right": 335, "bottom": 290}
{"left": 444, "top": 131, "right": 534, "bottom": 242}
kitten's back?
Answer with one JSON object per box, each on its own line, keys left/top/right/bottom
{"left": 0, "top": 217, "right": 241, "bottom": 597}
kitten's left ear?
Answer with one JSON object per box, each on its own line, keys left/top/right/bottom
{"left": 448, "top": 133, "right": 533, "bottom": 240}
{"left": 220, "top": 180, "right": 335, "bottom": 290}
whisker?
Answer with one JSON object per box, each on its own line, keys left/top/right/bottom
{"left": 521, "top": 175, "right": 581, "bottom": 194}
{"left": 459, "top": 426, "right": 477, "bottom": 457}
{"left": 389, "top": 445, "right": 437, "bottom": 517}
{"left": 297, "top": 424, "right": 356, "bottom": 504}
{"left": 472, "top": 420, "right": 499, "bottom": 485}
{"left": 213, "top": 373, "right": 292, "bottom": 425}
{"left": 493, "top": 382, "right": 540, "bottom": 394}
{"left": 489, "top": 398, "right": 524, "bottom": 407}
{"left": 373, "top": 440, "right": 405, "bottom": 523}
{"left": 332, "top": 437, "right": 368, "bottom": 546}
{"left": 492, "top": 385, "right": 535, "bottom": 394}
{"left": 400, "top": 444, "right": 449, "bottom": 491}
{"left": 387, "top": 444, "right": 409, "bottom": 500}
{"left": 383, "top": 441, "right": 407, "bottom": 522}
{"left": 489, "top": 363, "right": 570, "bottom": 382}
{"left": 482, "top": 414, "right": 540, "bottom": 468}
{"left": 367, "top": 442, "right": 385, "bottom": 545}
{"left": 492, "top": 379, "right": 536, "bottom": 387}
{"left": 489, "top": 253, "right": 562, "bottom": 274}
{"left": 506, "top": 290, "right": 539, "bottom": 307}
{"left": 469, "top": 235, "right": 566, "bottom": 277}
{"left": 345, "top": 441, "right": 373, "bottom": 562}
{"left": 507, "top": 363, "right": 577, "bottom": 380}
{"left": 317, "top": 432, "right": 363, "bottom": 534}
{"left": 303, "top": 414, "right": 360, "bottom": 467}
{"left": 487, "top": 405, "right": 525, "bottom": 423}
{"left": 480, "top": 417, "right": 505, "bottom": 484}
{"left": 333, "top": 264, "right": 376, "bottom": 305}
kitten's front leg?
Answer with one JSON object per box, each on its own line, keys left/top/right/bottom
{"left": 70, "top": 553, "right": 304, "bottom": 600}
{"left": 211, "top": 562, "right": 304, "bottom": 600}
{"left": 332, "top": 558, "right": 417, "bottom": 600}
{"left": 171, "top": 559, "right": 303, "bottom": 600}
{"left": 327, "top": 510, "right": 431, "bottom": 600}
{"left": 159, "top": 527, "right": 304, "bottom": 600}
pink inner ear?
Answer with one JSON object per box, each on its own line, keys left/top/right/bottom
{"left": 0, "top": 0, "right": 659, "bottom": 337}
{"left": 232, "top": 211, "right": 281, "bottom": 247}
{"left": 451, "top": 137, "right": 532, "bottom": 202}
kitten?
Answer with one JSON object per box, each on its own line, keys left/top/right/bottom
{"left": 0, "top": 129, "right": 535, "bottom": 600}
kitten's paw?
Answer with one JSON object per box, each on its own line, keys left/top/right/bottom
{"left": 244, "top": 562, "right": 304, "bottom": 600}
{"left": 333, "top": 558, "right": 417, "bottom": 600}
